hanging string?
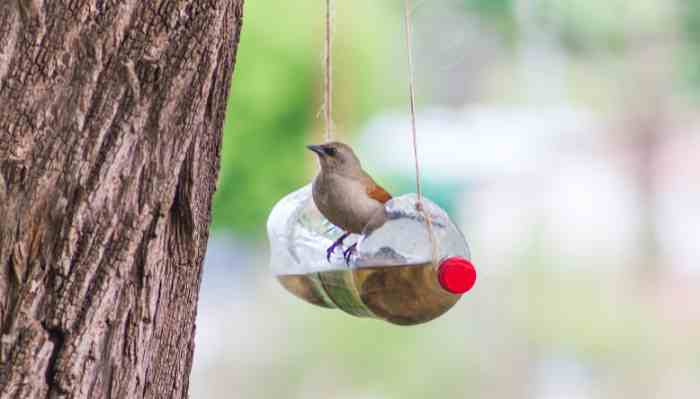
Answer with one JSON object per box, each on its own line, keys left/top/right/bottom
{"left": 324, "top": 0, "right": 334, "bottom": 142}
{"left": 403, "top": 0, "right": 422, "bottom": 203}
{"left": 403, "top": 0, "right": 439, "bottom": 264}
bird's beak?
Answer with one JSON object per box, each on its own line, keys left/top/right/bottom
{"left": 307, "top": 144, "right": 325, "bottom": 157}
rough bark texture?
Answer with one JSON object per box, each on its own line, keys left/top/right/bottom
{"left": 0, "top": 1, "right": 243, "bottom": 398}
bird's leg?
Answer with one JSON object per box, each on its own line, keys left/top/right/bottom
{"left": 343, "top": 243, "right": 358, "bottom": 266}
{"left": 326, "top": 232, "right": 351, "bottom": 262}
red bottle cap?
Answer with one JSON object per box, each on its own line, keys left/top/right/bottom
{"left": 438, "top": 257, "right": 477, "bottom": 294}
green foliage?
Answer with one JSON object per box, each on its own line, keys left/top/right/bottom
{"left": 212, "top": 2, "right": 313, "bottom": 234}
{"left": 544, "top": 1, "right": 627, "bottom": 53}
{"left": 462, "top": 0, "right": 516, "bottom": 39}
{"left": 463, "top": 0, "right": 513, "bottom": 18}
{"left": 683, "top": 0, "right": 700, "bottom": 91}
{"left": 213, "top": 0, "right": 698, "bottom": 235}
{"left": 460, "top": 0, "right": 678, "bottom": 55}
{"left": 212, "top": 1, "right": 398, "bottom": 235}
{"left": 537, "top": 0, "right": 673, "bottom": 54}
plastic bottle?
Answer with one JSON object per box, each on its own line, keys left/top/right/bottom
{"left": 268, "top": 185, "right": 476, "bottom": 326}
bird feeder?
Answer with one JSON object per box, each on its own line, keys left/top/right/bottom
{"left": 267, "top": 184, "right": 476, "bottom": 326}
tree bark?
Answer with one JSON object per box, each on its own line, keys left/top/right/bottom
{"left": 0, "top": 1, "right": 243, "bottom": 398}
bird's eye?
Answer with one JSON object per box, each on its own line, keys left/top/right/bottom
{"left": 324, "top": 147, "right": 337, "bottom": 157}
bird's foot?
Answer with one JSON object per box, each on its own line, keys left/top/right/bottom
{"left": 325, "top": 245, "right": 338, "bottom": 262}
{"left": 326, "top": 232, "right": 351, "bottom": 262}
{"left": 343, "top": 243, "right": 358, "bottom": 266}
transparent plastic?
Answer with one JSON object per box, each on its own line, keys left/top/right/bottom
{"left": 268, "top": 184, "right": 475, "bottom": 325}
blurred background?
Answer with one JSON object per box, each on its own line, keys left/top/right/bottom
{"left": 191, "top": 0, "right": 700, "bottom": 398}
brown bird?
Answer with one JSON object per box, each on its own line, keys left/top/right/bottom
{"left": 307, "top": 142, "right": 392, "bottom": 264}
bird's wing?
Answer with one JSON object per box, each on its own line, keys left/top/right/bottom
{"left": 365, "top": 179, "right": 392, "bottom": 204}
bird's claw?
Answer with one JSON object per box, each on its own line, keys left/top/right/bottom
{"left": 326, "top": 232, "right": 351, "bottom": 262}
{"left": 326, "top": 244, "right": 338, "bottom": 262}
{"left": 343, "top": 243, "right": 357, "bottom": 266}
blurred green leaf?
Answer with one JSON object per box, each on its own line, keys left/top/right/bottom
{"left": 683, "top": 0, "right": 700, "bottom": 91}
{"left": 212, "top": 1, "right": 399, "bottom": 235}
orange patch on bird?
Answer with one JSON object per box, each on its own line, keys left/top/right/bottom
{"left": 366, "top": 184, "right": 392, "bottom": 204}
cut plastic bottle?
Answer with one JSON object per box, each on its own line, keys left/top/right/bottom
{"left": 268, "top": 184, "right": 476, "bottom": 325}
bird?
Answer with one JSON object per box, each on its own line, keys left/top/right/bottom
{"left": 307, "top": 142, "right": 392, "bottom": 264}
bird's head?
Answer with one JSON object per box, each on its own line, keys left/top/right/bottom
{"left": 307, "top": 141, "right": 362, "bottom": 175}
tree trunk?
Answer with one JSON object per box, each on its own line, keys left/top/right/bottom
{"left": 0, "top": 1, "right": 243, "bottom": 398}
